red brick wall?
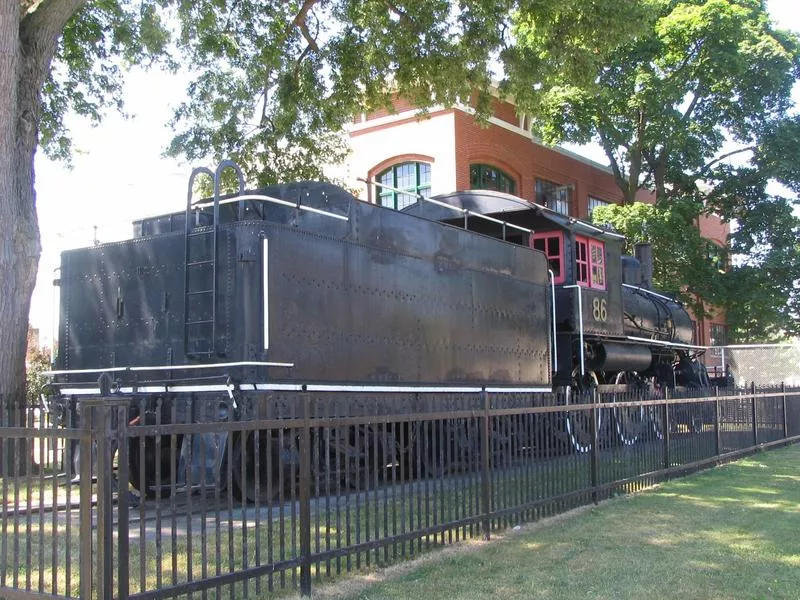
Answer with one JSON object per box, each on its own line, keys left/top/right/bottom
{"left": 453, "top": 111, "right": 624, "bottom": 217}
{"left": 492, "top": 98, "right": 519, "bottom": 127}
{"left": 698, "top": 213, "right": 729, "bottom": 246}
{"left": 364, "top": 95, "right": 427, "bottom": 121}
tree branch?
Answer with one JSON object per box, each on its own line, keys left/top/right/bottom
{"left": 664, "top": 37, "right": 705, "bottom": 85}
{"left": 292, "top": 0, "right": 321, "bottom": 52}
{"left": 681, "top": 89, "right": 701, "bottom": 122}
{"left": 699, "top": 146, "right": 757, "bottom": 176}
{"left": 597, "top": 128, "right": 631, "bottom": 199}
{"left": 20, "top": 0, "right": 86, "bottom": 50}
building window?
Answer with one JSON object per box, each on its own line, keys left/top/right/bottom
{"left": 470, "top": 164, "right": 516, "bottom": 195}
{"left": 710, "top": 323, "right": 727, "bottom": 356}
{"left": 531, "top": 232, "right": 565, "bottom": 284}
{"left": 710, "top": 323, "right": 727, "bottom": 346}
{"left": 575, "top": 236, "right": 606, "bottom": 289}
{"left": 588, "top": 197, "right": 610, "bottom": 219}
{"left": 536, "top": 179, "right": 570, "bottom": 215}
{"left": 377, "top": 162, "right": 431, "bottom": 210}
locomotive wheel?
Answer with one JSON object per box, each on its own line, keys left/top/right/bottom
{"left": 128, "top": 433, "right": 181, "bottom": 500}
{"left": 646, "top": 381, "right": 666, "bottom": 440}
{"left": 564, "top": 371, "right": 601, "bottom": 454}
{"left": 381, "top": 422, "right": 415, "bottom": 480}
{"left": 612, "top": 372, "right": 645, "bottom": 446}
{"left": 231, "top": 431, "right": 284, "bottom": 504}
{"left": 330, "top": 425, "right": 378, "bottom": 490}
{"left": 416, "top": 419, "right": 478, "bottom": 478}
{"left": 688, "top": 402, "right": 714, "bottom": 435}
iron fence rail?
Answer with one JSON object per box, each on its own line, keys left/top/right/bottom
{"left": 0, "top": 384, "right": 798, "bottom": 600}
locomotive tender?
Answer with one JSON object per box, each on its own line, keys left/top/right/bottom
{"left": 48, "top": 162, "right": 705, "bottom": 498}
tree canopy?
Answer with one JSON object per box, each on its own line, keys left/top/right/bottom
{"left": 163, "top": 0, "right": 650, "bottom": 185}
{"left": 505, "top": 0, "right": 800, "bottom": 341}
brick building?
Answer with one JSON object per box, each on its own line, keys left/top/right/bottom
{"left": 340, "top": 96, "right": 728, "bottom": 350}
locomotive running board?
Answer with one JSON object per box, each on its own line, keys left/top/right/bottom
{"left": 625, "top": 336, "right": 709, "bottom": 350}
{"left": 54, "top": 383, "right": 554, "bottom": 396}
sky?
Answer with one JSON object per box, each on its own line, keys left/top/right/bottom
{"left": 28, "top": 0, "right": 800, "bottom": 347}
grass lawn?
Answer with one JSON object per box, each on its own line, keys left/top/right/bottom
{"left": 311, "top": 444, "right": 800, "bottom": 600}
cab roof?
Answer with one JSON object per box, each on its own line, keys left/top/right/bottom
{"left": 403, "top": 189, "right": 626, "bottom": 241}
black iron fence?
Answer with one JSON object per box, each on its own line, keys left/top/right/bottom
{"left": 1, "top": 384, "right": 799, "bottom": 600}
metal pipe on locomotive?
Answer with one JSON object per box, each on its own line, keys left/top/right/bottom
{"left": 45, "top": 161, "right": 713, "bottom": 500}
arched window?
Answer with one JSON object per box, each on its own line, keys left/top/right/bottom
{"left": 470, "top": 164, "right": 516, "bottom": 195}
{"left": 377, "top": 162, "right": 431, "bottom": 210}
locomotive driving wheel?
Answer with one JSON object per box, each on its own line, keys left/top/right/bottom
{"left": 128, "top": 429, "right": 182, "bottom": 500}
{"left": 564, "top": 370, "right": 601, "bottom": 454}
{"left": 231, "top": 430, "right": 287, "bottom": 503}
{"left": 611, "top": 372, "right": 646, "bottom": 446}
{"left": 646, "top": 379, "right": 666, "bottom": 440}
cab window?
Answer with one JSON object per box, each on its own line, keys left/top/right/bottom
{"left": 575, "top": 238, "right": 590, "bottom": 286}
{"left": 575, "top": 235, "right": 606, "bottom": 290}
{"left": 589, "top": 240, "right": 606, "bottom": 289}
{"left": 531, "top": 232, "right": 565, "bottom": 284}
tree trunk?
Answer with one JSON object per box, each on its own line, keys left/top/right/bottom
{"left": 0, "top": 0, "right": 85, "bottom": 472}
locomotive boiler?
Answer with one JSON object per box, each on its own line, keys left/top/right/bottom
{"left": 47, "top": 162, "right": 707, "bottom": 498}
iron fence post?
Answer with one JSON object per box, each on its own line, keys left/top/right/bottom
{"left": 781, "top": 382, "right": 788, "bottom": 439}
{"left": 299, "top": 389, "right": 312, "bottom": 597}
{"left": 663, "top": 388, "right": 671, "bottom": 477}
{"left": 751, "top": 382, "right": 758, "bottom": 446}
{"left": 78, "top": 399, "right": 95, "bottom": 600}
{"left": 590, "top": 387, "right": 599, "bottom": 505}
{"left": 116, "top": 401, "right": 131, "bottom": 600}
{"left": 95, "top": 400, "right": 114, "bottom": 600}
{"left": 714, "top": 387, "right": 721, "bottom": 458}
{"left": 481, "top": 388, "right": 491, "bottom": 541}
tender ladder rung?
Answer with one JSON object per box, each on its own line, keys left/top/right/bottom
{"left": 186, "top": 319, "right": 214, "bottom": 326}
{"left": 187, "top": 260, "right": 214, "bottom": 267}
{"left": 186, "top": 289, "right": 214, "bottom": 296}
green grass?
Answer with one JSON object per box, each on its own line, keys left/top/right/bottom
{"left": 2, "top": 439, "right": 796, "bottom": 599}
{"left": 312, "top": 444, "right": 800, "bottom": 600}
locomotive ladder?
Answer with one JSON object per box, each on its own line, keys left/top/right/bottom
{"left": 183, "top": 161, "right": 246, "bottom": 358}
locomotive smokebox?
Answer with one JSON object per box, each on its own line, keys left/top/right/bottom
{"left": 634, "top": 243, "right": 653, "bottom": 289}
{"left": 587, "top": 342, "right": 652, "bottom": 373}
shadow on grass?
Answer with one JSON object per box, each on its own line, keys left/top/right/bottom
{"left": 316, "top": 444, "right": 800, "bottom": 600}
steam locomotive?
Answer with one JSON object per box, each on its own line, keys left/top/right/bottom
{"left": 47, "top": 162, "right": 708, "bottom": 498}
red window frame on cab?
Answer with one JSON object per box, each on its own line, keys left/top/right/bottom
{"left": 575, "top": 235, "right": 606, "bottom": 290}
{"left": 530, "top": 232, "right": 565, "bottom": 284}
{"left": 532, "top": 232, "right": 606, "bottom": 290}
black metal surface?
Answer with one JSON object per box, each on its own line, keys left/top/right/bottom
{"left": 621, "top": 285, "right": 694, "bottom": 345}
{"left": 587, "top": 342, "right": 652, "bottom": 373}
{"left": 58, "top": 182, "right": 551, "bottom": 387}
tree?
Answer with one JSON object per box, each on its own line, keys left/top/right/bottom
{"left": 0, "top": 0, "right": 650, "bottom": 417}
{"left": 165, "top": 0, "right": 651, "bottom": 186}
{"left": 505, "top": 0, "right": 800, "bottom": 341}
{"left": 26, "top": 325, "right": 50, "bottom": 407}
{"left": 0, "top": 0, "right": 169, "bottom": 426}
{"left": 591, "top": 200, "right": 727, "bottom": 321}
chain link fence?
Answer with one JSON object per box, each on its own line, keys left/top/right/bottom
{"left": 703, "top": 344, "right": 800, "bottom": 387}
